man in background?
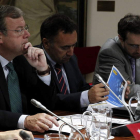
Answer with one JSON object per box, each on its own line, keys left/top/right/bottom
{"left": 93, "top": 14, "right": 139, "bottom": 99}
{"left": 0, "top": 5, "right": 58, "bottom": 132}
{"left": 35, "top": 14, "right": 110, "bottom": 112}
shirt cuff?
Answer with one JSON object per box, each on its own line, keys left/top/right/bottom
{"left": 17, "top": 115, "right": 28, "bottom": 129}
{"left": 80, "top": 90, "right": 90, "bottom": 107}
{"left": 37, "top": 72, "right": 51, "bottom": 86}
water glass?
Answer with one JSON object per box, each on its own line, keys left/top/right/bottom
{"left": 44, "top": 133, "right": 66, "bottom": 140}
{"left": 91, "top": 103, "right": 113, "bottom": 139}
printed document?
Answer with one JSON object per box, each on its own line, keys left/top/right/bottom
{"left": 106, "top": 65, "right": 127, "bottom": 107}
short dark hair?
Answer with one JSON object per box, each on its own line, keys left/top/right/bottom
{"left": 0, "top": 5, "right": 23, "bottom": 35}
{"left": 40, "top": 14, "right": 77, "bottom": 42}
{"left": 118, "top": 14, "right": 140, "bottom": 41}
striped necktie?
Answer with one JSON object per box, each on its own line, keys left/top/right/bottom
{"left": 55, "top": 63, "right": 68, "bottom": 95}
{"left": 7, "top": 62, "right": 22, "bottom": 113}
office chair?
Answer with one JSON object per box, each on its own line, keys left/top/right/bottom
{"left": 74, "top": 46, "right": 101, "bottom": 85}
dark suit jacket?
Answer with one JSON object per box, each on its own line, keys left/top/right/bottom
{"left": 0, "top": 55, "right": 56, "bottom": 130}
{"left": 36, "top": 44, "right": 90, "bottom": 112}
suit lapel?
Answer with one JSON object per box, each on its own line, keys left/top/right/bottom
{"left": 0, "top": 63, "right": 11, "bottom": 108}
{"left": 49, "top": 61, "right": 61, "bottom": 92}
{"left": 63, "top": 61, "right": 77, "bottom": 93}
{"left": 136, "top": 58, "right": 140, "bottom": 84}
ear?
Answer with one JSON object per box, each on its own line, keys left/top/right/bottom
{"left": 118, "top": 34, "right": 124, "bottom": 47}
{"left": 118, "top": 34, "right": 124, "bottom": 42}
{"left": 42, "top": 38, "right": 50, "bottom": 50}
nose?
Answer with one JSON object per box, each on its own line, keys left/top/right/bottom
{"left": 23, "top": 30, "right": 30, "bottom": 38}
{"left": 67, "top": 46, "right": 74, "bottom": 56}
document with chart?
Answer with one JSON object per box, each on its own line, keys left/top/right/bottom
{"left": 106, "top": 65, "right": 127, "bottom": 107}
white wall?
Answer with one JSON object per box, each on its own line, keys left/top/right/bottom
{"left": 86, "top": 0, "right": 140, "bottom": 47}
{"left": 85, "top": 0, "right": 140, "bottom": 83}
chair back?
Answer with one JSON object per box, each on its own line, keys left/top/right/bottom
{"left": 74, "top": 46, "right": 101, "bottom": 75}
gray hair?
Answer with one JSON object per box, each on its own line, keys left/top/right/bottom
{"left": 0, "top": 5, "right": 23, "bottom": 35}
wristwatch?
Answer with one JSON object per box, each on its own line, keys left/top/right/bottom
{"left": 37, "top": 65, "right": 50, "bottom": 76}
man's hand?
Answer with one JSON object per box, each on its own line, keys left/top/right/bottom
{"left": 0, "top": 129, "right": 33, "bottom": 140}
{"left": 24, "top": 42, "right": 48, "bottom": 72}
{"left": 24, "top": 113, "right": 59, "bottom": 133}
{"left": 125, "top": 81, "right": 131, "bottom": 99}
{"left": 88, "top": 83, "right": 109, "bottom": 103}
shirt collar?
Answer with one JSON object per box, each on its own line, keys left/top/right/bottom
{"left": 0, "top": 55, "right": 11, "bottom": 68}
{"left": 128, "top": 55, "right": 135, "bottom": 60}
{"left": 42, "top": 45, "right": 56, "bottom": 67}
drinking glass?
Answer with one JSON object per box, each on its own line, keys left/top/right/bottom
{"left": 44, "top": 133, "right": 66, "bottom": 140}
{"left": 129, "top": 91, "right": 140, "bottom": 116}
{"left": 82, "top": 111, "right": 95, "bottom": 139}
{"left": 90, "top": 103, "right": 113, "bottom": 140}
{"left": 59, "top": 123, "right": 84, "bottom": 140}
{"left": 59, "top": 112, "right": 94, "bottom": 140}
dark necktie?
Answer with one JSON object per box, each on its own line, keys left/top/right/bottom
{"left": 7, "top": 62, "right": 22, "bottom": 113}
{"left": 130, "top": 58, "right": 135, "bottom": 82}
{"left": 55, "top": 63, "right": 68, "bottom": 95}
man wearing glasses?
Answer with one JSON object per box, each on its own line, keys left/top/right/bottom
{"left": 0, "top": 5, "right": 59, "bottom": 131}
{"left": 93, "top": 14, "right": 140, "bottom": 98}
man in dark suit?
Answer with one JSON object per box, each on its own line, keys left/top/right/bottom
{"left": 0, "top": 5, "right": 58, "bottom": 131}
{"left": 35, "top": 14, "right": 110, "bottom": 112}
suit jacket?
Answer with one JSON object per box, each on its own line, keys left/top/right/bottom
{"left": 36, "top": 44, "right": 90, "bottom": 112}
{"left": 93, "top": 36, "right": 140, "bottom": 98}
{"left": 0, "top": 55, "right": 56, "bottom": 130}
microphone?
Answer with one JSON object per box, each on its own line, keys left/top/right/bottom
{"left": 95, "top": 73, "right": 134, "bottom": 122}
{"left": 19, "top": 130, "right": 33, "bottom": 140}
{"left": 31, "top": 99, "right": 85, "bottom": 140}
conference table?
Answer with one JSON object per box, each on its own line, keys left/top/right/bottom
{"left": 34, "top": 110, "right": 135, "bottom": 140}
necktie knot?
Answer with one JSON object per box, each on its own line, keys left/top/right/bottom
{"left": 130, "top": 58, "right": 135, "bottom": 65}
{"left": 7, "top": 62, "right": 14, "bottom": 71}
{"left": 55, "top": 63, "right": 62, "bottom": 70}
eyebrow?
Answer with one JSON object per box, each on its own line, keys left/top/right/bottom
{"left": 62, "top": 43, "right": 77, "bottom": 48}
{"left": 129, "top": 43, "right": 139, "bottom": 46}
{"left": 15, "top": 25, "right": 26, "bottom": 29}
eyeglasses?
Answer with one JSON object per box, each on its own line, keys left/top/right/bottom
{"left": 125, "top": 41, "right": 140, "bottom": 49}
{"left": 129, "top": 44, "right": 140, "bottom": 49}
{"left": 1, "top": 24, "right": 29, "bottom": 36}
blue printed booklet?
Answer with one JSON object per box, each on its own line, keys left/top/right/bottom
{"left": 106, "top": 65, "right": 128, "bottom": 107}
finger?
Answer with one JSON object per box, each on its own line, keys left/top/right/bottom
{"left": 97, "top": 91, "right": 109, "bottom": 97}
{"left": 45, "top": 115, "right": 59, "bottom": 127}
{"left": 26, "top": 46, "right": 32, "bottom": 59}
{"left": 99, "top": 96, "right": 108, "bottom": 101}
{"left": 33, "top": 124, "right": 46, "bottom": 133}
{"left": 30, "top": 48, "right": 36, "bottom": 60}
{"left": 127, "top": 80, "right": 131, "bottom": 85}
{"left": 34, "top": 49, "right": 43, "bottom": 60}
{"left": 125, "top": 95, "right": 128, "bottom": 99}
{"left": 91, "top": 86, "right": 107, "bottom": 93}
{"left": 36, "top": 121, "right": 50, "bottom": 132}
{"left": 24, "top": 42, "right": 32, "bottom": 49}
{"left": 97, "top": 83, "right": 106, "bottom": 88}
{"left": 95, "top": 96, "right": 108, "bottom": 102}
{"left": 14, "top": 136, "right": 22, "bottom": 140}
